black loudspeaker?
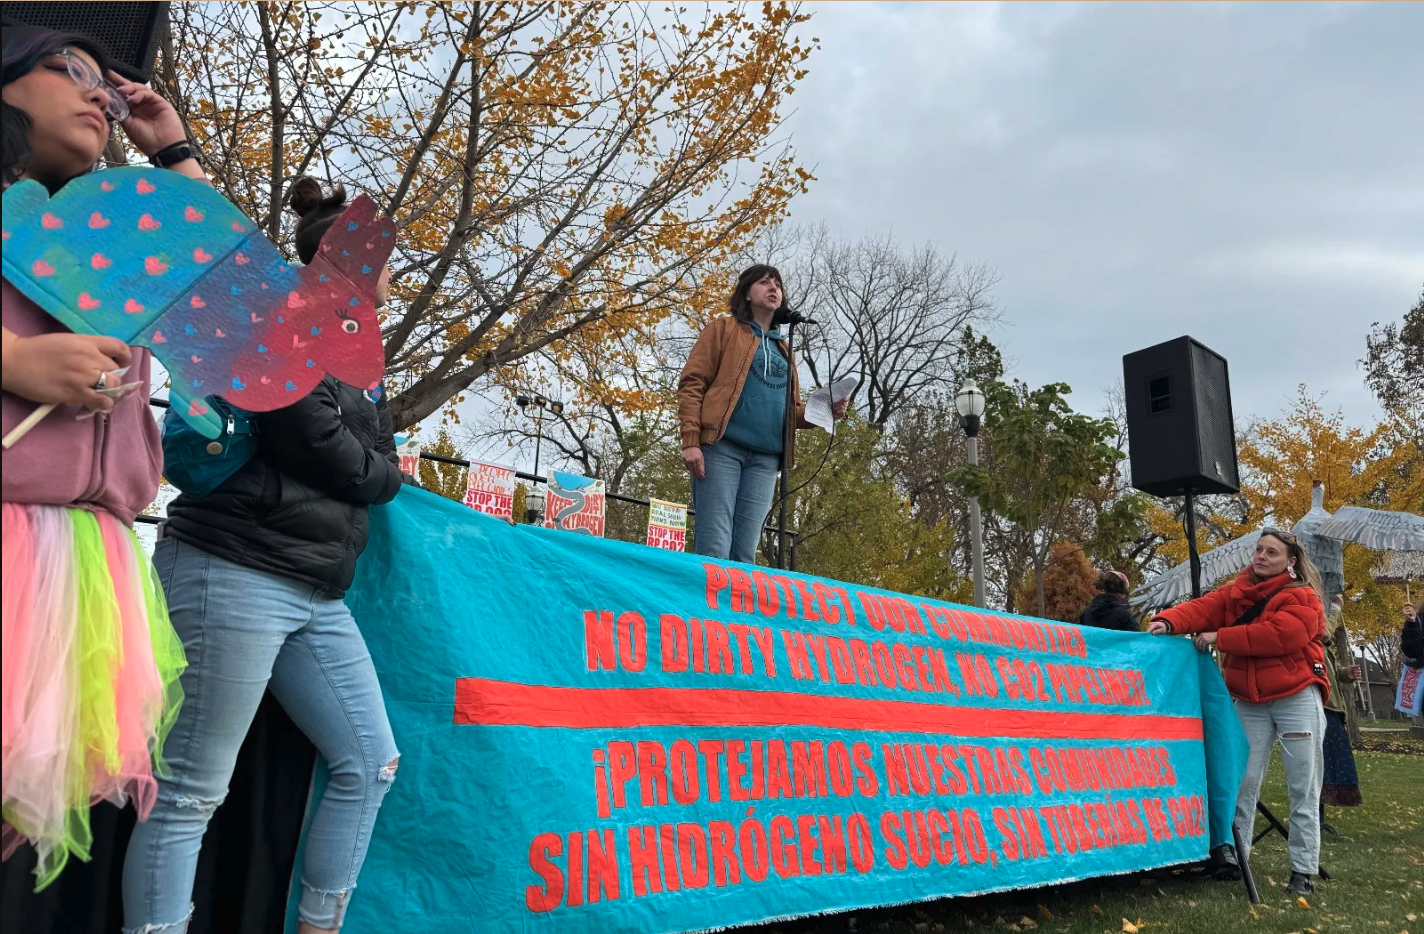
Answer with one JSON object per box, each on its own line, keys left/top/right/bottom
{"left": 1123, "top": 336, "right": 1240, "bottom": 497}
{"left": 3, "top": 2, "right": 170, "bottom": 82}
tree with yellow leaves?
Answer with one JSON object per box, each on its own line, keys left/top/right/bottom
{"left": 157, "top": 1, "right": 816, "bottom": 429}
{"left": 1149, "top": 386, "right": 1417, "bottom": 655}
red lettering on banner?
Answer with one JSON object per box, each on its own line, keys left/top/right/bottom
{"left": 669, "top": 740, "right": 700, "bottom": 804}
{"left": 704, "top": 565, "right": 730, "bottom": 610}
{"left": 792, "top": 579, "right": 821, "bottom": 622}
{"left": 587, "top": 829, "right": 619, "bottom": 903}
{"left": 661, "top": 615, "right": 689, "bottom": 672}
{"left": 677, "top": 823, "right": 710, "bottom": 889}
{"left": 770, "top": 815, "right": 798, "bottom": 877}
{"left": 699, "top": 740, "right": 726, "bottom": 802}
{"left": 637, "top": 740, "right": 668, "bottom": 806}
{"left": 751, "top": 571, "right": 780, "bottom": 616}
{"left": 853, "top": 742, "right": 879, "bottom": 797}
{"left": 727, "top": 740, "right": 750, "bottom": 801}
{"left": 770, "top": 575, "right": 800, "bottom": 618}
{"left": 566, "top": 831, "right": 584, "bottom": 907}
{"left": 609, "top": 741, "right": 636, "bottom": 808}
{"left": 660, "top": 823, "right": 681, "bottom": 892}
{"left": 585, "top": 610, "right": 615, "bottom": 671}
{"left": 804, "top": 634, "right": 833, "bottom": 681}
{"left": 750, "top": 627, "right": 778, "bottom": 678}
{"left": 812, "top": 582, "right": 841, "bottom": 623}
{"left": 728, "top": 568, "right": 756, "bottom": 615}
{"left": 628, "top": 826, "right": 662, "bottom": 896}
{"left": 705, "top": 618, "right": 734, "bottom": 674}
{"left": 783, "top": 630, "right": 816, "bottom": 680}
{"left": 525, "top": 833, "right": 564, "bottom": 912}
{"left": 793, "top": 741, "right": 828, "bottom": 798}
{"left": 709, "top": 820, "right": 740, "bottom": 886}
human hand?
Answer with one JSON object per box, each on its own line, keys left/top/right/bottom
{"left": 2, "top": 332, "right": 132, "bottom": 412}
{"left": 1147, "top": 618, "right": 1171, "bottom": 635}
{"left": 1193, "top": 632, "right": 1218, "bottom": 652}
{"left": 1348, "top": 664, "right": 1362, "bottom": 682}
{"left": 110, "top": 72, "right": 186, "bottom": 158}
{"left": 681, "top": 446, "right": 705, "bottom": 480}
{"left": 832, "top": 397, "right": 849, "bottom": 419}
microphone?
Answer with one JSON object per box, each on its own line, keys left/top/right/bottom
{"left": 773, "top": 304, "right": 816, "bottom": 326}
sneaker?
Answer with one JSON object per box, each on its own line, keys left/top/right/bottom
{"left": 1286, "top": 871, "right": 1315, "bottom": 896}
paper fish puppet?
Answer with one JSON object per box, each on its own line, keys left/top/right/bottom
{"left": 0, "top": 166, "right": 391, "bottom": 438}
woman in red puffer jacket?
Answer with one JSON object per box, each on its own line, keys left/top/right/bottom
{"left": 1149, "top": 528, "right": 1328, "bottom": 897}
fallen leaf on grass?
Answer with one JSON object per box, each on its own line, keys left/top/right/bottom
{"left": 1298, "top": 897, "right": 1312, "bottom": 909}
{"left": 1408, "top": 914, "right": 1418, "bottom": 922}
{"left": 1249, "top": 907, "right": 1260, "bottom": 919}
{"left": 1268, "top": 876, "right": 1280, "bottom": 887}
{"left": 1038, "top": 906, "right": 1054, "bottom": 921}
{"left": 1122, "top": 919, "right": 1142, "bottom": 934}
{"left": 1092, "top": 906, "right": 1105, "bottom": 917}
{"left": 1018, "top": 917, "right": 1037, "bottom": 930}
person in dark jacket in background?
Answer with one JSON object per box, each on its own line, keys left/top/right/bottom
{"left": 1079, "top": 570, "right": 1140, "bottom": 631}
{"left": 124, "top": 178, "right": 403, "bottom": 934}
{"left": 1403, "top": 602, "right": 1423, "bottom": 669}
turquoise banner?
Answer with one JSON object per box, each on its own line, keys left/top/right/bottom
{"left": 293, "top": 488, "right": 1247, "bottom": 932}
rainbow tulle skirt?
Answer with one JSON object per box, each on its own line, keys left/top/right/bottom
{"left": 1, "top": 502, "right": 186, "bottom": 889}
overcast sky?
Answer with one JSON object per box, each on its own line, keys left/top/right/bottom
{"left": 779, "top": 0, "right": 1423, "bottom": 428}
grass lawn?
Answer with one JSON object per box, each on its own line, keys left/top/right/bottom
{"left": 752, "top": 745, "right": 1422, "bottom": 934}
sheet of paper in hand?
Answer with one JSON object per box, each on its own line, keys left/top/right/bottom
{"left": 1, "top": 167, "right": 390, "bottom": 438}
{"left": 805, "top": 375, "right": 860, "bottom": 433}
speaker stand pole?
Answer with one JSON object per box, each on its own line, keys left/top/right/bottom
{"left": 1188, "top": 489, "right": 1261, "bottom": 904}
{"left": 1184, "top": 489, "right": 1202, "bottom": 600}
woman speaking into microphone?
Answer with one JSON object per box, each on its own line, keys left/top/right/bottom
{"left": 676, "top": 265, "right": 845, "bottom": 563}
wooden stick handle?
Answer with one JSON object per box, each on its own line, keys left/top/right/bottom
{"left": 1, "top": 403, "right": 58, "bottom": 450}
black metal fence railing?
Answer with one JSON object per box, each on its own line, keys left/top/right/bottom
{"left": 140, "top": 398, "right": 799, "bottom": 566}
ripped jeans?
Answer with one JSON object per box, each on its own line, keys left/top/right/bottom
{"left": 1233, "top": 686, "right": 1326, "bottom": 876}
{"left": 123, "top": 539, "right": 399, "bottom": 932}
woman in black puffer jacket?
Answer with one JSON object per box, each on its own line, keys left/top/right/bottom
{"left": 1079, "top": 570, "right": 1141, "bottom": 632}
{"left": 124, "top": 178, "right": 407, "bottom": 934}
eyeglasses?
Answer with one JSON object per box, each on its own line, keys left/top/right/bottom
{"left": 53, "top": 50, "right": 130, "bottom": 122}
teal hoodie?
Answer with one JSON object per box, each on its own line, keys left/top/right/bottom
{"left": 722, "top": 320, "right": 787, "bottom": 455}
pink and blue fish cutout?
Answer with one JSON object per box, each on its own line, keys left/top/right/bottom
{"left": 1, "top": 166, "right": 391, "bottom": 438}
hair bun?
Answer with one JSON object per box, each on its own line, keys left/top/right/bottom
{"left": 288, "top": 176, "right": 347, "bottom": 218}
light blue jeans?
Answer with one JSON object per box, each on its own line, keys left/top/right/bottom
{"left": 1234, "top": 686, "right": 1326, "bottom": 875}
{"left": 691, "top": 437, "right": 781, "bottom": 564}
{"left": 123, "top": 538, "right": 398, "bottom": 932}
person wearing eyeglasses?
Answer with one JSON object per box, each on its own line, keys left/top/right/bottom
{"left": 1, "top": 20, "right": 211, "bottom": 888}
{"left": 1147, "top": 529, "right": 1330, "bottom": 897}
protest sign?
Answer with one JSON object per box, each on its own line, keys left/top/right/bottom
{"left": 1397, "top": 664, "right": 1423, "bottom": 716}
{"left": 646, "top": 499, "right": 688, "bottom": 552}
{"left": 465, "top": 461, "right": 517, "bottom": 521}
{"left": 290, "top": 489, "right": 1247, "bottom": 933}
{"left": 395, "top": 437, "right": 422, "bottom": 478}
{"left": 545, "top": 471, "right": 606, "bottom": 537}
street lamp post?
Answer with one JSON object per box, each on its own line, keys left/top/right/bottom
{"left": 515, "top": 393, "right": 564, "bottom": 522}
{"left": 954, "top": 380, "right": 987, "bottom": 608}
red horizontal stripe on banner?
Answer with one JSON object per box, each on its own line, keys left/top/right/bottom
{"left": 453, "top": 678, "right": 1204, "bottom": 741}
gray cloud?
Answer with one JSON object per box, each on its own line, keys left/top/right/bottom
{"left": 782, "top": 0, "right": 1424, "bottom": 425}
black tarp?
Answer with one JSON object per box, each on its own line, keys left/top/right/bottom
{"left": 2, "top": 692, "right": 314, "bottom": 934}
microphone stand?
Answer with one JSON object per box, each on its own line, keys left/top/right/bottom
{"left": 773, "top": 306, "right": 814, "bottom": 570}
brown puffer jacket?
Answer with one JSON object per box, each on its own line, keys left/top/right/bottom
{"left": 676, "top": 316, "right": 812, "bottom": 468}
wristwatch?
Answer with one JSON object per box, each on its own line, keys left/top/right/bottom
{"left": 149, "top": 140, "right": 202, "bottom": 169}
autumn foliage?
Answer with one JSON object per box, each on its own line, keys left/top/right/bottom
{"left": 160, "top": 1, "right": 817, "bottom": 429}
